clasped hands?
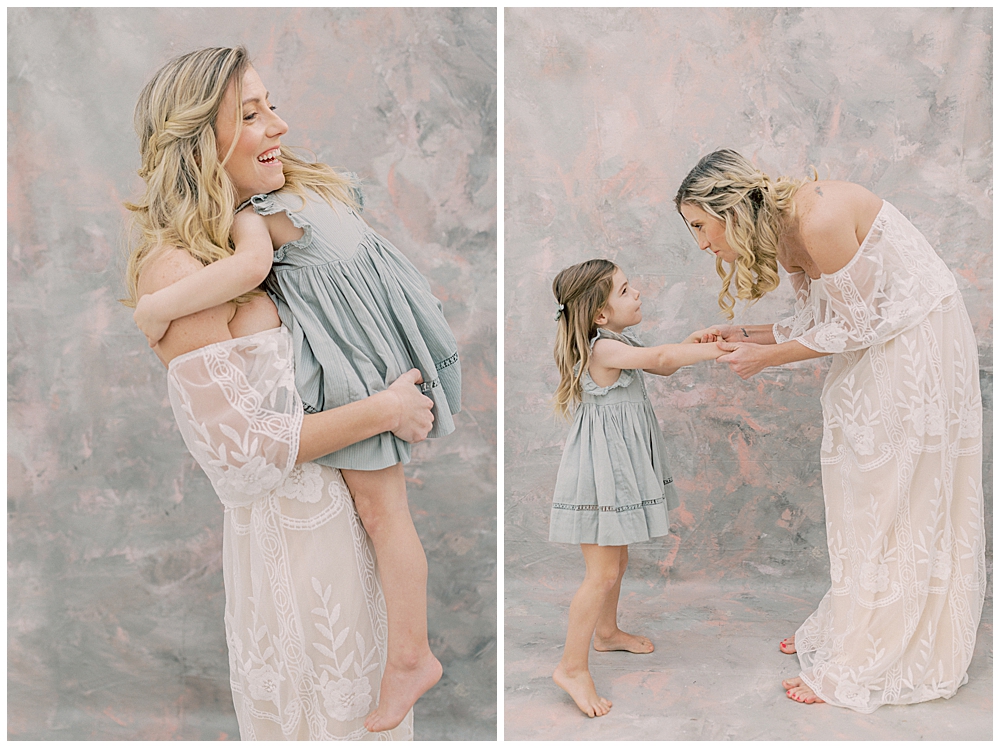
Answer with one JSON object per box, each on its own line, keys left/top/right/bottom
{"left": 688, "top": 324, "right": 768, "bottom": 380}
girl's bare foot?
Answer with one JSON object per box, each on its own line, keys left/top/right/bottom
{"left": 782, "top": 677, "right": 825, "bottom": 704}
{"left": 553, "top": 663, "right": 613, "bottom": 717}
{"left": 779, "top": 636, "right": 796, "bottom": 654}
{"left": 593, "top": 629, "right": 654, "bottom": 654}
{"left": 364, "top": 652, "right": 442, "bottom": 732}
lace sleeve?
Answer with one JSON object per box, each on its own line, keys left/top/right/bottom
{"left": 772, "top": 271, "right": 814, "bottom": 344}
{"left": 166, "top": 328, "right": 303, "bottom": 508}
{"left": 776, "top": 204, "right": 957, "bottom": 354}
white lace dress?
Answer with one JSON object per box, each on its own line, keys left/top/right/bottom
{"left": 166, "top": 327, "right": 413, "bottom": 740}
{"left": 773, "top": 201, "right": 986, "bottom": 713}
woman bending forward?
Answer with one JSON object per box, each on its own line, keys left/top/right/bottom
{"left": 677, "top": 150, "right": 985, "bottom": 713}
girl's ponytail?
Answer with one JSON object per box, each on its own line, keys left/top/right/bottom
{"left": 552, "top": 259, "right": 616, "bottom": 417}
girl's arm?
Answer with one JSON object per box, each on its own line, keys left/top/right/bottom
{"left": 133, "top": 209, "right": 274, "bottom": 347}
{"left": 144, "top": 249, "right": 434, "bottom": 461}
{"left": 590, "top": 337, "right": 725, "bottom": 381}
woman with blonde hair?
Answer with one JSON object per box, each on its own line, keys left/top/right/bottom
{"left": 676, "top": 149, "right": 985, "bottom": 712}
{"left": 123, "top": 45, "right": 450, "bottom": 739}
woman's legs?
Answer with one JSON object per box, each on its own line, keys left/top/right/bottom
{"left": 342, "top": 464, "right": 442, "bottom": 732}
{"left": 553, "top": 543, "right": 623, "bottom": 717}
{"left": 592, "top": 546, "right": 654, "bottom": 654}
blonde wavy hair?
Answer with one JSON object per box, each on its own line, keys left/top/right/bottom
{"left": 122, "top": 46, "right": 360, "bottom": 307}
{"left": 552, "top": 259, "right": 617, "bottom": 418}
{"left": 675, "top": 149, "right": 812, "bottom": 320}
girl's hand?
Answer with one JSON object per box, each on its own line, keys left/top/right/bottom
{"left": 685, "top": 327, "right": 722, "bottom": 344}
{"left": 385, "top": 369, "right": 435, "bottom": 443}
{"left": 717, "top": 341, "right": 770, "bottom": 379}
{"left": 133, "top": 294, "right": 171, "bottom": 348}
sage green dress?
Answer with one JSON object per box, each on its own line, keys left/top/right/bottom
{"left": 549, "top": 328, "right": 677, "bottom": 546}
{"left": 243, "top": 188, "right": 461, "bottom": 472}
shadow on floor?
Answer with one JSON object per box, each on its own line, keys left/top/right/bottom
{"left": 504, "top": 575, "right": 992, "bottom": 740}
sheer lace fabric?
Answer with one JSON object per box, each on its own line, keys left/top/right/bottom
{"left": 774, "top": 203, "right": 985, "bottom": 712}
{"left": 167, "top": 328, "right": 412, "bottom": 739}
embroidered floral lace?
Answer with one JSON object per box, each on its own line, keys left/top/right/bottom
{"left": 167, "top": 327, "right": 412, "bottom": 739}
{"left": 773, "top": 203, "right": 985, "bottom": 712}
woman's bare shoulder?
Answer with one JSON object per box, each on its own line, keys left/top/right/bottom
{"left": 796, "top": 181, "right": 880, "bottom": 224}
{"left": 137, "top": 246, "right": 206, "bottom": 297}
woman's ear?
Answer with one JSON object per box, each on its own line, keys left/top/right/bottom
{"left": 593, "top": 308, "right": 608, "bottom": 326}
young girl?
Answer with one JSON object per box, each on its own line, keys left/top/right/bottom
{"left": 549, "top": 259, "right": 722, "bottom": 718}
{"left": 132, "top": 61, "right": 459, "bottom": 733}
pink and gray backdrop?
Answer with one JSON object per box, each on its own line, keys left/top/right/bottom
{"left": 504, "top": 2, "right": 991, "bottom": 671}
{"left": 8, "top": 8, "right": 496, "bottom": 740}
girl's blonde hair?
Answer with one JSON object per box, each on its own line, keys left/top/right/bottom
{"left": 122, "top": 46, "right": 361, "bottom": 307}
{"left": 675, "top": 149, "right": 812, "bottom": 320}
{"left": 552, "top": 259, "right": 617, "bottom": 418}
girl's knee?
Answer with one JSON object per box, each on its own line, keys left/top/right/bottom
{"left": 588, "top": 567, "right": 621, "bottom": 593}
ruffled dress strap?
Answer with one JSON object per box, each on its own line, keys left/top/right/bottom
{"left": 240, "top": 192, "right": 314, "bottom": 262}
{"left": 592, "top": 327, "right": 643, "bottom": 347}
{"left": 581, "top": 328, "right": 640, "bottom": 395}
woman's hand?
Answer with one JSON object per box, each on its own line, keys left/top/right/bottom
{"left": 133, "top": 293, "right": 171, "bottom": 347}
{"left": 717, "top": 341, "right": 770, "bottom": 379}
{"left": 384, "top": 369, "right": 435, "bottom": 443}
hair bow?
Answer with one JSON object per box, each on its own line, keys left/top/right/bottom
{"left": 553, "top": 303, "right": 565, "bottom": 321}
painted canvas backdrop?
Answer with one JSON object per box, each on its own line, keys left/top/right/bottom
{"left": 8, "top": 7, "right": 496, "bottom": 740}
{"left": 505, "top": 8, "right": 990, "bottom": 587}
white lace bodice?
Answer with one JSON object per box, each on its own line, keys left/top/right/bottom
{"left": 773, "top": 202, "right": 958, "bottom": 353}
{"left": 164, "top": 326, "right": 412, "bottom": 739}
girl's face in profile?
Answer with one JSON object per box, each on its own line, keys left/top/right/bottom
{"left": 216, "top": 66, "right": 288, "bottom": 202}
{"left": 680, "top": 202, "right": 736, "bottom": 263}
{"left": 596, "top": 267, "right": 642, "bottom": 332}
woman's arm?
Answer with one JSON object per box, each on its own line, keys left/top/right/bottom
{"left": 296, "top": 370, "right": 434, "bottom": 464}
{"left": 590, "top": 338, "right": 724, "bottom": 381}
{"left": 716, "top": 339, "right": 828, "bottom": 379}
{"left": 694, "top": 324, "right": 777, "bottom": 345}
{"left": 133, "top": 210, "right": 274, "bottom": 347}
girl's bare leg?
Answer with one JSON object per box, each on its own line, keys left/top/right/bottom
{"left": 342, "top": 464, "right": 442, "bottom": 732}
{"left": 553, "top": 544, "right": 623, "bottom": 717}
{"left": 592, "top": 546, "right": 653, "bottom": 654}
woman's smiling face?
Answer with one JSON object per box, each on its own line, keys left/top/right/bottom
{"left": 680, "top": 202, "right": 736, "bottom": 263}
{"left": 215, "top": 66, "right": 288, "bottom": 202}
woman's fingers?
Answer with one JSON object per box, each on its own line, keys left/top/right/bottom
{"left": 398, "top": 367, "right": 424, "bottom": 386}
{"left": 386, "top": 369, "right": 434, "bottom": 443}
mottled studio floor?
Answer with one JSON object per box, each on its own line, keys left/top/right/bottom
{"left": 504, "top": 574, "right": 992, "bottom": 740}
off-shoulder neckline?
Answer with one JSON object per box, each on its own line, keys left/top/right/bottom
{"left": 167, "top": 326, "right": 285, "bottom": 372}
{"left": 820, "top": 200, "right": 889, "bottom": 280}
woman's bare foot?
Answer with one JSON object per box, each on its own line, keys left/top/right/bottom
{"left": 553, "top": 663, "right": 613, "bottom": 717}
{"left": 779, "top": 636, "right": 796, "bottom": 654}
{"left": 364, "top": 652, "right": 442, "bottom": 732}
{"left": 593, "top": 629, "right": 654, "bottom": 654}
{"left": 782, "top": 677, "right": 824, "bottom": 704}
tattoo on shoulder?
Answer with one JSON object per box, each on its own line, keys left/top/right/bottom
{"left": 815, "top": 185, "right": 824, "bottom": 197}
